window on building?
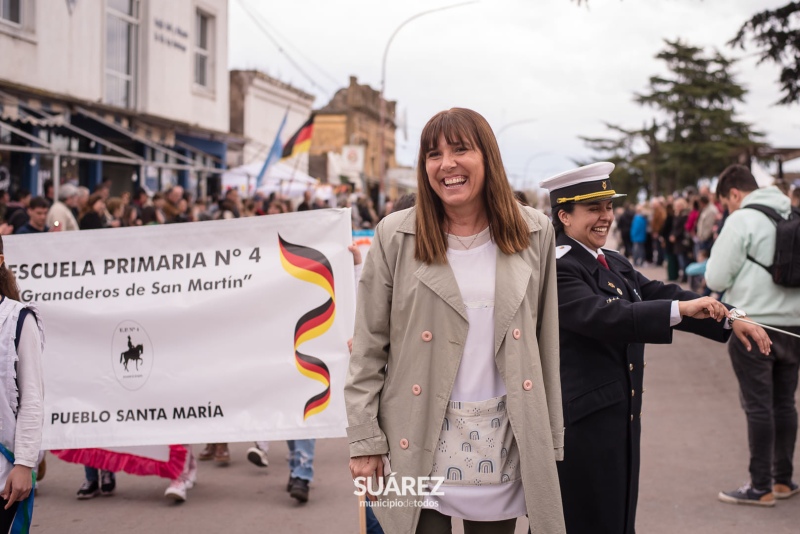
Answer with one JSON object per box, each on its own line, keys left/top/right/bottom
{"left": 105, "top": 0, "right": 139, "bottom": 109}
{"left": 0, "top": 0, "right": 21, "bottom": 24}
{"left": 194, "top": 10, "right": 212, "bottom": 89}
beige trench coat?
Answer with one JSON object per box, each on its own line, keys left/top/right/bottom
{"left": 345, "top": 205, "right": 565, "bottom": 534}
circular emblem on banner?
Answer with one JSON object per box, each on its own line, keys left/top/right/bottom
{"left": 111, "top": 321, "right": 154, "bottom": 391}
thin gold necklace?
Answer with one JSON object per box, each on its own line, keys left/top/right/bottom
{"left": 452, "top": 232, "right": 480, "bottom": 250}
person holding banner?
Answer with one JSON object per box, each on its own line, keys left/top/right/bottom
{"left": 538, "top": 162, "right": 771, "bottom": 534}
{"left": 0, "top": 234, "right": 45, "bottom": 532}
{"left": 346, "top": 108, "right": 565, "bottom": 533}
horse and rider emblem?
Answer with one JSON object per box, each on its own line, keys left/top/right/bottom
{"left": 120, "top": 335, "right": 144, "bottom": 371}
{"left": 111, "top": 321, "right": 154, "bottom": 391}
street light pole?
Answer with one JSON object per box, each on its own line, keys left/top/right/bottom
{"left": 377, "top": 1, "right": 478, "bottom": 213}
{"left": 495, "top": 118, "right": 538, "bottom": 138}
{"left": 494, "top": 118, "right": 538, "bottom": 189}
{"left": 523, "top": 151, "right": 551, "bottom": 189}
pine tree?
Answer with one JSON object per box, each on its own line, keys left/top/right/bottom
{"left": 582, "top": 39, "right": 761, "bottom": 194}
{"left": 730, "top": 2, "right": 800, "bottom": 105}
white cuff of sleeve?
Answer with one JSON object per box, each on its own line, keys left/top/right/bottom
{"left": 670, "top": 300, "right": 682, "bottom": 327}
{"left": 353, "top": 263, "right": 363, "bottom": 286}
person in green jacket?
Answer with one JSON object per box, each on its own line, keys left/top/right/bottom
{"left": 707, "top": 164, "right": 800, "bottom": 506}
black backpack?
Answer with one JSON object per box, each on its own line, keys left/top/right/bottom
{"left": 743, "top": 204, "right": 800, "bottom": 287}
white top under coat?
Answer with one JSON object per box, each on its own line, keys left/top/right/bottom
{"left": 426, "top": 233, "right": 527, "bottom": 521}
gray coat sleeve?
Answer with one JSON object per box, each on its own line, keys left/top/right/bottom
{"left": 344, "top": 220, "right": 392, "bottom": 458}
{"left": 536, "top": 220, "right": 564, "bottom": 460}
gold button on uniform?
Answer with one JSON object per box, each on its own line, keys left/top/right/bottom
{"left": 631, "top": 390, "right": 635, "bottom": 397}
{"left": 629, "top": 363, "right": 633, "bottom": 371}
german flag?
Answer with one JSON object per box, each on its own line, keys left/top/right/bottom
{"left": 281, "top": 115, "right": 314, "bottom": 160}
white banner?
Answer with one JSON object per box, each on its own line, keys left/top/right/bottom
{"left": 6, "top": 209, "right": 356, "bottom": 449}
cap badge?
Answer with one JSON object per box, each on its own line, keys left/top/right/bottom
{"left": 602, "top": 181, "right": 608, "bottom": 190}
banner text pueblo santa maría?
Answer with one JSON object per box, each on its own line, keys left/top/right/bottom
{"left": 5, "top": 209, "right": 356, "bottom": 449}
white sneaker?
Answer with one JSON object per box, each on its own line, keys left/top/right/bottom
{"left": 164, "top": 479, "right": 187, "bottom": 502}
{"left": 246, "top": 446, "right": 269, "bottom": 468}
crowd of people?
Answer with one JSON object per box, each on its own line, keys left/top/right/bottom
{"left": 0, "top": 177, "right": 388, "bottom": 238}
{"left": 1, "top": 109, "right": 799, "bottom": 534}
{"left": 608, "top": 185, "right": 800, "bottom": 293}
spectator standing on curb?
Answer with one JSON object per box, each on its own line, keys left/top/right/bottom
{"left": 45, "top": 184, "right": 80, "bottom": 232}
{"left": 671, "top": 197, "right": 693, "bottom": 282}
{"left": 78, "top": 193, "right": 107, "bottom": 230}
{"left": 706, "top": 165, "right": 800, "bottom": 507}
{"left": 661, "top": 201, "right": 678, "bottom": 280}
{"left": 630, "top": 205, "right": 648, "bottom": 267}
{"left": 617, "top": 204, "right": 634, "bottom": 258}
{"left": 650, "top": 199, "right": 666, "bottom": 266}
{"left": 14, "top": 198, "right": 60, "bottom": 235}
{"left": 5, "top": 190, "right": 31, "bottom": 233}
{"left": 694, "top": 195, "right": 718, "bottom": 256}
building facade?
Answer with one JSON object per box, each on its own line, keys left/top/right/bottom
{"left": 0, "top": 0, "right": 233, "bottom": 197}
{"left": 310, "top": 76, "right": 397, "bottom": 193}
{"left": 228, "top": 69, "right": 314, "bottom": 168}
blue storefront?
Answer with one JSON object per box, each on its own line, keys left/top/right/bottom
{"left": 0, "top": 89, "right": 233, "bottom": 200}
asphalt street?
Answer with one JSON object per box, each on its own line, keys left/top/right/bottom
{"left": 31, "top": 267, "right": 800, "bottom": 533}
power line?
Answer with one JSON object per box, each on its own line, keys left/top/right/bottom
{"left": 239, "top": 0, "right": 343, "bottom": 89}
{"left": 235, "top": 0, "right": 334, "bottom": 96}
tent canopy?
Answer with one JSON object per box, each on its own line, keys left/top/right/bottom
{"left": 222, "top": 161, "right": 317, "bottom": 198}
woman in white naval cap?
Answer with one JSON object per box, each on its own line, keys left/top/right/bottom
{"left": 539, "top": 162, "right": 771, "bottom": 534}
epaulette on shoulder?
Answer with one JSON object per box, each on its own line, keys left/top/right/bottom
{"left": 555, "top": 245, "right": 572, "bottom": 259}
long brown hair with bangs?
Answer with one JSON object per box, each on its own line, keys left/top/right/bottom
{"left": 0, "top": 236, "right": 21, "bottom": 302}
{"left": 415, "top": 108, "right": 530, "bottom": 264}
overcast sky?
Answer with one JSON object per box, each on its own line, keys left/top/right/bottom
{"left": 229, "top": 0, "right": 798, "bottom": 188}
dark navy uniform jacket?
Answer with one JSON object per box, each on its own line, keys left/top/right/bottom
{"left": 554, "top": 232, "right": 731, "bottom": 534}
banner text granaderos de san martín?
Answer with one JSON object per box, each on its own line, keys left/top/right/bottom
{"left": 5, "top": 209, "right": 356, "bottom": 449}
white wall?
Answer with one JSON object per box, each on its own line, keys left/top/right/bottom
{"left": 144, "top": 0, "right": 228, "bottom": 131}
{"left": 0, "top": 0, "right": 229, "bottom": 133}
{"left": 242, "top": 76, "right": 312, "bottom": 164}
{"left": 0, "top": 0, "right": 104, "bottom": 103}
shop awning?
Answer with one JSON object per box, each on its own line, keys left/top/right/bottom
{"left": 0, "top": 91, "right": 68, "bottom": 127}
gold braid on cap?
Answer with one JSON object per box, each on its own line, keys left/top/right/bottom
{"left": 556, "top": 190, "right": 618, "bottom": 204}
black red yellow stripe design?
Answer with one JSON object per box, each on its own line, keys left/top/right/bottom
{"left": 281, "top": 115, "right": 314, "bottom": 160}
{"left": 278, "top": 235, "right": 335, "bottom": 419}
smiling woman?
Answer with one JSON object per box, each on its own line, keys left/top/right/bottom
{"left": 414, "top": 108, "right": 531, "bottom": 264}
{"left": 539, "top": 162, "right": 773, "bottom": 534}
{"left": 346, "top": 108, "right": 566, "bottom": 534}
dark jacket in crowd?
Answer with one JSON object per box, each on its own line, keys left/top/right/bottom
{"left": 79, "top": 212, "right": 105, "bottom": 230}
{"left": 554, "top": 232, "right": 732, "bottom": 534}
{"left": 660, "top": 212, "right": 675, "bottom": 254}
{"left": 14, "top": 222, "right": 46, "bottom": 234}
{"left": 671, "top": 210, "right": 692, "bottom": 256}
{"left": 7, "top": 207, "right": 28, "bottom": 232}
